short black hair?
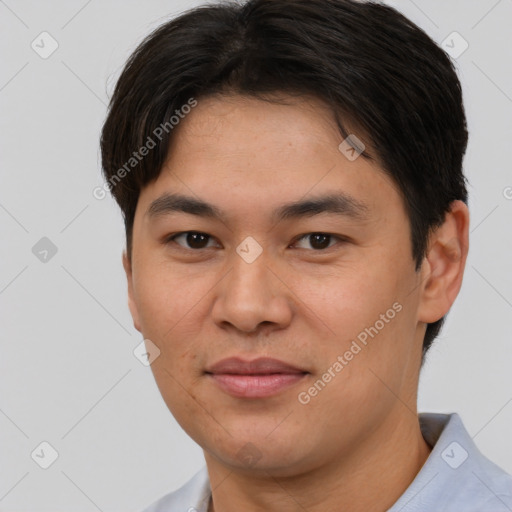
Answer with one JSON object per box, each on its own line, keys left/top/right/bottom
{"left": 100, "top": 0, "right": 469, "bottom": 357}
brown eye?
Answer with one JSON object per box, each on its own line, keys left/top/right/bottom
{"left": 170, "top": 231, "right": 216, "bottom": 249}
{"left": 293, "top": 233, "right": 340, "bottom": 250}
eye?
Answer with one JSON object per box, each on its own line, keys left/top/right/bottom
{"left": 167, "top": 231, "right": 219, "bottom": 250}
{"left": 291, "top": 233, "right": 344, "bottom": 251}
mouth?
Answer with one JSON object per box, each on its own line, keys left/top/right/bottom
{"left": 205, "top": 357, "right": 310, "bottom": 398}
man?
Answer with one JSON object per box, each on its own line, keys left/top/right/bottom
{"left": 100, "top": 0, "right": 512, "bottom": 510}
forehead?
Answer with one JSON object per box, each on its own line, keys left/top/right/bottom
{"left": 168, "top": 94, "right": 360, "bottom": 167}
{"left": 139, "top": 94, "right": 404, "bottom": 225}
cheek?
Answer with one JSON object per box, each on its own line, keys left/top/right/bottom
{"left": 298, "top": 264, "right": 400, "bottom": 342}
{"left": 132, "top": 259, "right": 211, "bottom": 340}
{"left": 150, "top": 358, "right": 202, "bottom": 434}
{"left": 294, "top": 305, "right": 413, "bottom": 435}
{"left": 311, "top": 283, "right": 417, "bottom": 413}
{"left": 296, "top": 260, "right": 415, "bottom": 395}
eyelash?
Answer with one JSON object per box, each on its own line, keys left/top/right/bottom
{"left": 165, "top": 231, "right": 347, "bottom": 252}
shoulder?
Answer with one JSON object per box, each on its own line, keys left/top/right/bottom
{"left": 141, "top": 466, "right": 211, "bottom": 512}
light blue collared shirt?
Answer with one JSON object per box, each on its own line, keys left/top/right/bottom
{"left": 142, "top": 413, "right": 512, "bottom": 512}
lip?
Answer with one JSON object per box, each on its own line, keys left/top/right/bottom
{"left": 205, "top": 357, "right": 309, "bottom": 398}
{"left": 205, "top": 356, "right": 307, "bottom": 375}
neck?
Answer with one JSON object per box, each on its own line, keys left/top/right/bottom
{"left": 205, "top": 410, "right": 431, "bottom": 512}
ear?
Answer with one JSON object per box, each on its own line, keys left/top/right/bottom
{"left": 417, "top": 200, "right": 470, "bottom": 324}
{"left": 122, "top": 250, "right": 142, "bottom": 333}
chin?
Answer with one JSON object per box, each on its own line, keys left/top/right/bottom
{"left": 208, "top": 433, "right": 312, "bottom": 473}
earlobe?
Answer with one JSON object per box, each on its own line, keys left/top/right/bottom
{"left": 417, "top": 200, "right": 470, "bottom": 324}
{"left": 122, "top": 250, "right": 142, "bottom": 333}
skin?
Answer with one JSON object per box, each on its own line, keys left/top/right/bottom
{"left": 123, "top": 94, "right": 469, "bottom": 511}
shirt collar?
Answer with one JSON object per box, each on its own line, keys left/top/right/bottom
{"left": 388, "top": 412, "right": 512, "bottom": 511}
{"left": 189, "top": 413, "right": 511, "bottom": 512}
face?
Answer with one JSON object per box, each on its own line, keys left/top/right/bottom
{"left": 124, "top": 94, "right": 431, "bottom": 476}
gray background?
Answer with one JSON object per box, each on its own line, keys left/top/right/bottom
{"left": 1, "top": 0, "right": 511, "bottom": 510}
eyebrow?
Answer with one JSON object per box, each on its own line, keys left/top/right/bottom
{"left": 146, "top": 192, "right": 370, "bottom": 223}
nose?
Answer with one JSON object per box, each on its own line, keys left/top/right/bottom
{"left": 211, "top": 249, "right": 293, "bottom": 335}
